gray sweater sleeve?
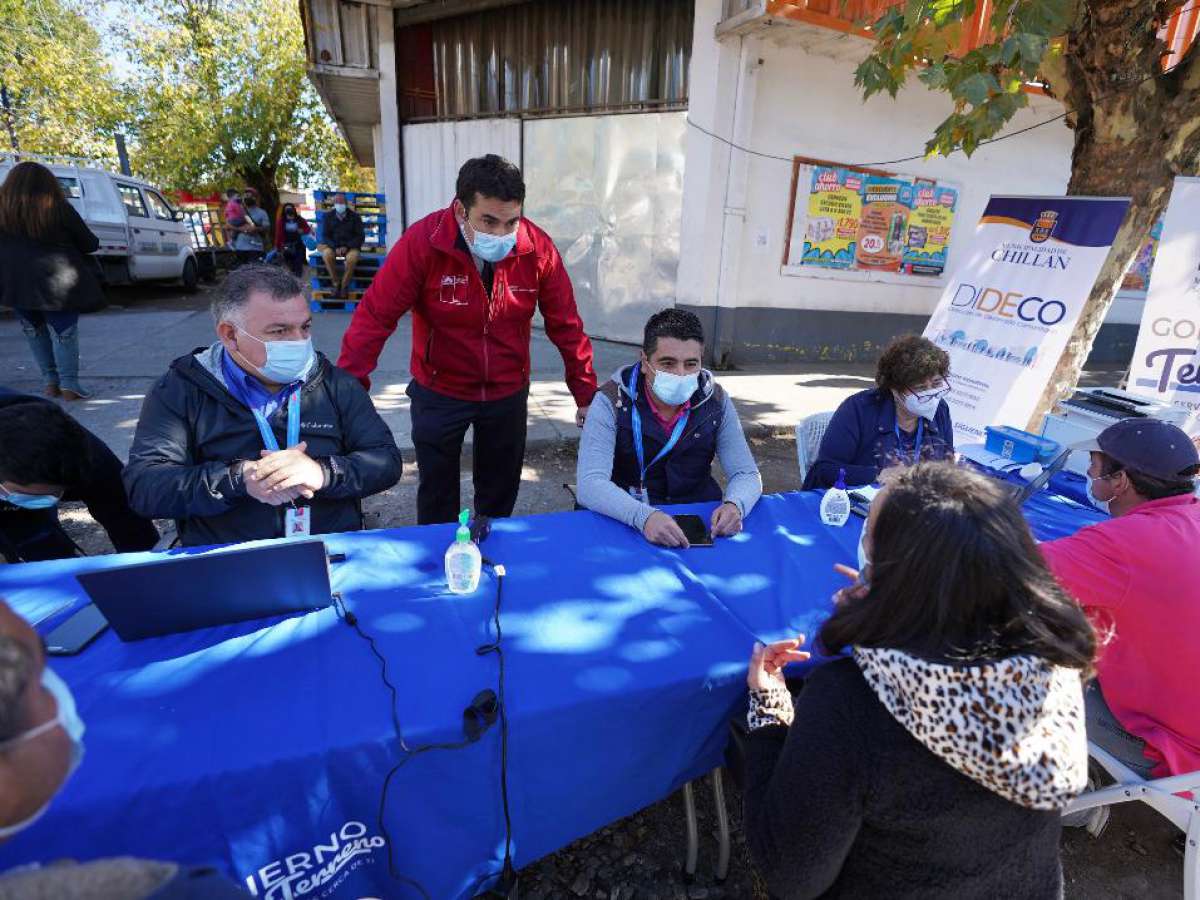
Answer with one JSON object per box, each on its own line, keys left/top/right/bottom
{"left": 717, "top": 391, "right": 763, "bottom": 517}
{"left": 575, "top": 393, "right": 657, "bottom": 533}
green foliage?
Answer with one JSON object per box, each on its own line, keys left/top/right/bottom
{"left": 852, "top": 0, "right": 1075, "bottom": 157}
{"left": 0, "top": 0, "right": 371, "bottom": 199}
{"left": 0, "top": 0, "right": 129, "bottom": 163}
{"left": 122, "top": 0, "right": 371, "bottom": 197}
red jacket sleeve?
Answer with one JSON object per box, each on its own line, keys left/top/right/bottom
{"left": 337, "top": 229, "right": 424, "bottom": 390}
{"left": 273, "top": 216, "right": 285, "bottom": 251}
{"left": 536, "top": 239, "right": 598, "bottom": 407}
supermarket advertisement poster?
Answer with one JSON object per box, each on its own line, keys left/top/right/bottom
{"left": 790, "top": 162, "right": 959, "bottom": 278}
{"left": 800, "top": 167, "right": 863, "bottom": 269}
{"left": 904, "top": 184, "right": 958, "bottom": 276}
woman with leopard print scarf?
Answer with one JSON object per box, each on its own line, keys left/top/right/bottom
{"left": 742, "top": 461, "right": 1096, "bottom": 899}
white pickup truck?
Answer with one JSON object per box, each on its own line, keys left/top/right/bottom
{"left": 0, "top": 154, "right": 201, "bottom": 290}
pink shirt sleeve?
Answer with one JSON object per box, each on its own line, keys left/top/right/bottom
{"left": 1040, "top": 525, "right": 1131, "bottom": 611}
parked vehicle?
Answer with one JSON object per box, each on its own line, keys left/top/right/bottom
{"left": 0, "top": 154, "right": 200, "bottom": 291}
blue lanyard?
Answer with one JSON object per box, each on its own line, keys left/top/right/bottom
{"left": 252, "top": 388, "right": 301, "bottom": 452}
{"left": 628, "top": 366, "right": 689, "bottom": 489}
{"left": 894, "top": 418, "right": 924, "bottom": 464}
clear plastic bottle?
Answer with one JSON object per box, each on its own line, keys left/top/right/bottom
{"left": 820, "top": 468, "right": 852, "bottom": 527}
{"left": 445, "top": 509, "right": 482, "bottom": 594}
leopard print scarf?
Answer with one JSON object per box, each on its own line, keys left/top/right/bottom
{"left": 853, "top": 647, "right": 1088, "bottom": 810}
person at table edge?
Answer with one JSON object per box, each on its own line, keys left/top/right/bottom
{"left": 803, "top": 335, "right": 953, "bottom": 490}
{"left": 576, "top": 308, "right": 762, "bottom": 548}
{"left": 337, "top": 154, "right": 598, "bottom": 525}
{"left": 0, "top": 599, "right": 246, "bottom": 897}
{"left": 123, "top": 264, "right": 402, "bottom": 547}
{"left": 1040, "top": 418, "right": 1200, "bottom": 787}
{"left": 0, "top": 391, "right": 158, "bottom": 562}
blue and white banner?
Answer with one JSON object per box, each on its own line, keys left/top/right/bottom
{"left": 1128, "top": 177, "right": 1200, "bottom": 436}
{"left": 923, "top": 195, "right": 1130, "bottom": 443}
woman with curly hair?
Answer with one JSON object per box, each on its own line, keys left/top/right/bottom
{"left": 802, "top": 335, "right": 953, "bottom": 489}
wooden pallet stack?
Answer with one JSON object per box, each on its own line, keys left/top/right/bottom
{"left": 308, "top": 191, "right": 388, "bottom": 313}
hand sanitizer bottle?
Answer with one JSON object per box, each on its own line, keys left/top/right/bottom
{"left": 445, "top": 509, "right": 482, "bottom": 594}
{"left": 820, "top": 468, "right": 852, "bottom": 527}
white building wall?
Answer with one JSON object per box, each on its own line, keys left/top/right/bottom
{"left": 678, "top": 0, "right": 1094, "bottom": 362}
{"left": 733, "top": 26, "right": 1073, "bottom": 317}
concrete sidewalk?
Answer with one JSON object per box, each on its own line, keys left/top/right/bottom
{"left": 1, "top": 284, "right": 880, "bottom": 459}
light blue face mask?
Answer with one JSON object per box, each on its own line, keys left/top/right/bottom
{"left": 649, "top": 368, "right": 699, "bottom": 407}
{"left": 236, "top": 328, "right": 315, "bottom": 385}
{"left": 462, "top": 220, "right": 518, "bottom": 264}
{"left": 0, "top": 486, "right": 60, "bottom": 510}
{"left": 0, "top": 667, "right": 86, "bottom": 839}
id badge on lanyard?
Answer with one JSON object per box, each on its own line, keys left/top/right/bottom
{"left": 252, "top": 390, "right": 309, "bottom": 537}
{"left": 628, "top": 366, "right": 688, "bottom": 505}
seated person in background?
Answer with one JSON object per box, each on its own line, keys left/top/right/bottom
{"left": 0, "top": 599, "right": 245, "bottom": 897}
{"left": 123, "top": 264, "right": 403, "bottom": 547}
{"left": 316, "top": 193, "right": 365, "bottom": 299}
{"left": 273, "top": 203, "right": 312, "bottom": 277}
{"left": 744, "top": 462, "right": 1094, "bottom": 898}
{"left": 1040, "top": 419, "right": 1200, "bottom": 786}
{"left": 802, "top": 335, "right": 953, "bottom": 490}
{"left": 577, "top": 309, "right": 762, "bottom": 548}
{"left": 0, "top": 391, "right": 158, "bottom": 563}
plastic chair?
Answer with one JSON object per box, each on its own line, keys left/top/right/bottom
{"left": 1062, "top": 742, "right": 1200, "bottom": 898}
{"left": 795, "top": 411, "right": 835, "bottom": 483}
{"left": 681, "top": 768, "right": 731, "bottom": 883}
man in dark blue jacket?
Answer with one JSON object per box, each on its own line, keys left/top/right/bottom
{"left": 123, "top": 265, "right": 402, "bottom": 547}
{"left": 803, "top": 335, "right": 954, "bottom": 490}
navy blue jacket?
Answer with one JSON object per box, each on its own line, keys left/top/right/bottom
{"left": 599, "top": 365, "right": 726, "bottom": 506}
{"left": 802, "top": 388, "right": 954, "bottom": 490}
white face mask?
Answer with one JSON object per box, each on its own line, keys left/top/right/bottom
{"left": 902, "top": 391, "right": 942, "bottom": 420}
{"left": 649, "top": 368, "right": 699, "bottom": 407}
{"left": 1085, "top": 474, "right": 1112, "bottom": 515}
{"left": 856, "top": 524, "right": 871, "bottom": 573}
{"left": 333, "top": 202, "right": 347, "bottom": 214}
{"left": 0, "top": 667, "right": 86, "bottom": 839}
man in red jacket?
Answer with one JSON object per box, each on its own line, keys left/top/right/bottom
{"left": 338, "top": 154, "right": 598, "bottom": 524}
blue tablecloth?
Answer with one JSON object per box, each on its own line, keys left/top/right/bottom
{"left": 0, "top": 488, "right": 1102, "bottom": 898}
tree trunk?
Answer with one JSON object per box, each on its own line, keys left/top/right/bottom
{"left": 1025, "top": 0, "right": 1200, "bottom": 430}
{"left": 0, "top": 83, "right": 20, "bottom": 154}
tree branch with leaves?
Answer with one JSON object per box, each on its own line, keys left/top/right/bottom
{"left": 854, "top": 0, "right": 1200, "bottom": 426}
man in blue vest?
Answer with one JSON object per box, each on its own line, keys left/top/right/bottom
{"left": 576, "top": 309, "right": 762, "bottom": 547}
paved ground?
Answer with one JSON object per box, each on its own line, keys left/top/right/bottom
{"left": 3, "top": 284, "right": 1182, "bottom": 897}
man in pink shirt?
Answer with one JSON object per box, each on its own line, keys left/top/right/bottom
{"left": 1041, "top": 418, "right": 1200, "bottom": 786}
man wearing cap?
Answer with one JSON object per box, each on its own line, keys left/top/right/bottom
{"left": 1040, "top": 419, "right": 1200, "bottom": 789}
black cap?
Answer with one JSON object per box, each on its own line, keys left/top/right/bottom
{"left": 1071, "top": 418, "right": 1200, "bottom": 479}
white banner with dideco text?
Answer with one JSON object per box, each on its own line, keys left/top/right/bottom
{"left": 1128, "top": 177, "right": 1200, "bottom": 436}
{"left": 923, "top": 195, "right": 1130, "bottom": 444}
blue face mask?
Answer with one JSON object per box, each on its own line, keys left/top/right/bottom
{"left": 236, "top": 328, "right": 315, "bottom": 385}
{"left": 462, "top": 220, "right": 518, "bottom": 264}
{"left": 0, "top": 486, "right": 61, "bottom": 510}
{"left": 649, "top": 368, "right": 699, "bottom": 407}
{"left": 0, "top": 667, "right": 86, "bottom": 839}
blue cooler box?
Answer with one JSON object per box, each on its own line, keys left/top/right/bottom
{"left": 984, "top": 426, "right": 1061, "bottom": 464}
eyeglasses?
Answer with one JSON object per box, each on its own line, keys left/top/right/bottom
{"left": 911, "top": 380, "right": 951, "bottom": 403}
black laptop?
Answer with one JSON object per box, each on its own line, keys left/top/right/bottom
{"left": 76, "top": 538, "right": 334, "bottom": 641}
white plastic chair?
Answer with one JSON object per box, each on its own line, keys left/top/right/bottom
{"left": 795, "top": 411, "right": 835, "bottom": 483}
{"left": 1063, "top": 742, "right": 1200, "bottom": 898}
